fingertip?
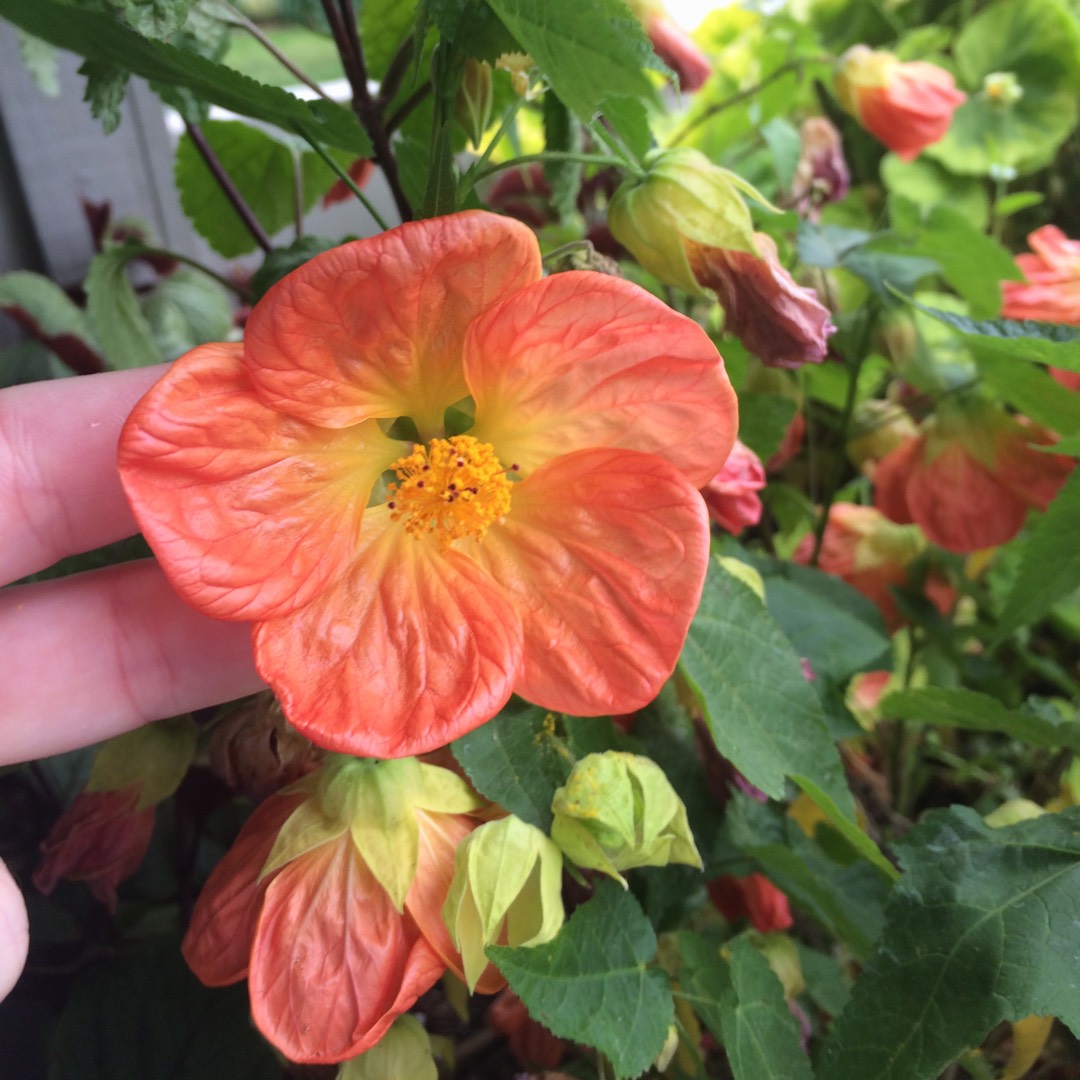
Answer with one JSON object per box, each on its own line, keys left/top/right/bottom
{"left": 0, "top": 858, "right": 29, "bottom": 1001}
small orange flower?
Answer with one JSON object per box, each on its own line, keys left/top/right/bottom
{"left": 628, "top": 0, "right": 712, "bottom": 92}
{"left": 1002, "top": 225, "right": 1080, "bottom": 326}
{"left": 707, "top": 872, "right": 793, "bottom": 933}
{"left": 874, "top": 399, "right": 1074, "bottom": 553}
{"left": 119, "top": 212, "right": 737, "bottom": 759}
{"left": 793, "top": 503, "right": 952, "bottom": 631}
{"left": 182, "top": 757, "right": 501, "bottom": 1064}
{"left": 700, "top": 438, "right": 766, "bottom": 534}
{"left": 835, "top": 45, "right": 966, "bottom": 161}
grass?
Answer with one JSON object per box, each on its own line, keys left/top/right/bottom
{"left": 222, "top": 23, "right": 344, "bottom": 88}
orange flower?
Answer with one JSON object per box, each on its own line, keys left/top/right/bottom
{"left": 874, "top": 399, "right": 1074, "bottom": 553}
{"left": 700, "top": 438, "right": 766, "bottom": 534}
{"left": 119, "top": 212, "right": 737, "bottom": 758}
{"left": 835, "top": 46, "right": 966, "bottom": 161}
{"left": 707, "top": 872, "right": 793, "bottom": 933}
{"left": 793, "top": 503, "right": 952, "bottom": 631}
{"left": 1002, "top": 225, "right": 1080, "bottom": 326}
{"left": 487, "top": 989, "right": 567, "bottom": 1070}
{"left": 182, "top": 756, "right": 501, "bottom": 1063}
{"left": 628, "top": 0, "right": 712, "bottom": 92}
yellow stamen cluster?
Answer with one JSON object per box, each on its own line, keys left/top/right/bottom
{"left": 387, "top": 435, "right": 514, "bottom": 546}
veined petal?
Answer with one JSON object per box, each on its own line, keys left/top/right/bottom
{"left": 249, "top": 836, "right": 444, "bottom": 1063}
{"left": 119, "top": 344, "right": 399, "bottom": 621}
{"left": 252, "top": 507, "right": 523, "bottom": 759}
{"left": 182, "top": 790, "right": 305, "bottom": 987}
{"left": 471, "top": 447, "right": 710, "bottom": 715}
{"left": 243, "top": 212, "right": 542, "bottom": 435}
{"left": 466, "top": 272, "right": 736, "bottom": 488}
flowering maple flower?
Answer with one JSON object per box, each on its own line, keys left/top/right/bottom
{"left": 627, "top": 0, "right": 712, "bottom": 92}
{"left": 34, "top": 719, "right": 195, "bottom": 912}
{"left": 486, "top": 989, "right": 567, "bottom": 1070}
{"left": 873, "top": 398, "right": 1074, "bottom": 553}
{"left": 834, "top": 45, "right": 966, "bottom": 161}
{"left": 1002, "top": 226, "right": 1080, "bottom": 326}
{"left": 608, "top": 149, "right": 834, "bottom": 368}
{"left": 700, "top": 438, "right": 766, "bottom": 534}
{"left": 182, "top": 755, "right": 503, "bottom": 1064}
{"left": 707, "top": 872, "right": 793, "bottom": 933}
{"left": 793, "top": 503, "right": 953, "bottom": 631}
{"left": 119, "top": 212, "right": 737, "bottom": 759}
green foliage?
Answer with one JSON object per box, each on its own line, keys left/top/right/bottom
{"left": 0, "top": 271, "right": 102, "bottom": 371}
{"left": 489, "top": 880, "right": 673, "bottom": 1080}
{"left": 84, "top": 249, "right": 161, "bottom": 368}
{"left": 821, "top": 806, "right": 1080, "bottom": 1080}
{"left": 0, "top": 0, "right": 369, "bottom": 150}
{"left": 680, "top": 933, "right": 813, "bottom": 1080}
{"left": 140, "top": 266, "right": 234, "bottom": 359}
{"left": 452, "top": 699, "right": 572, "bottom": 831}
{"left": 680, "top": 558, "right": 853, "bottom": 816}
{"left": 995, "top": 471, "right": 1080, "bottom": 640}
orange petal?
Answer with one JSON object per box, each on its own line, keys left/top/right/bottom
{"left": 249, "top": 836, "right": 445, "bottom": 1063}
{"left": 252, "top": 507, "right": 523, "bottom": 759}
{"left": 243, "top": 212, "right": 542, "bottom": 435}
{"left": 474, "top": 447, "right": 710, "bottom": 715}
{"left": 119, "top": 344, "right": 399, "bottom": 621}
{"left": 182, "top": 790, "right": 305, "bottom": 987}
{"left": 466, "top": 272, "right": 737, "bottom": 488}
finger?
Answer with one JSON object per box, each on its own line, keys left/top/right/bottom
{"left": 0, "top": 366, "right": 168, "bottom": 586}
{"left": 0, "top": 559, "right": 265, "bottom": 765}
{"left": 0, "top": 858, "right": 28, "bottom": 1001}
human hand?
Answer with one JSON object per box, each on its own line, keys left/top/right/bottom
{"left": 0, "top": 366, "right": 266, "bottom": 997}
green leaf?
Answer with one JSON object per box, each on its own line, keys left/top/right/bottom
{"left": 724, "top": 793, "right": 891, "bottom": 957}
{"left": 882, "top": 686, "right": 1080, "bottom": 751}
{"left": 880, "top": 155, "right": 990, "bottom": 229}
{"left": 0, "top": 271, "right": 103, "bottom": 373}
{"left": 734, "top": 393, "right": 797, "bottom": 465}
{"left": 820, "top": 806, "right": 1080, "bottom": 1080}
{"left": 600, "top": 93, "right": 652, "bottom": 164}
{"left": 84, "top": 249, "right": 161, "bottom": 369}
{"left": 79, "top": 58, "right": 129, "bottom": 134}
{"left": 797, "top": 942, "right": 851, "bottom": 1017}
{"left": 111, "top": 0, "right": 197, "bottom": 37}
{"left": 0, "top": 0, "right": 369, "bottom": 152}
{"left": 682, "top": 934, "right": 813, "bottom": 1080}
{"left": 174, "top": 120, "right": 335, "bottom": 256}
{"left": 360, "top": 0, "right": 414, "bottom": 79}
{"left": 483, "top": 0, "right": 655, "bottom": 121}
{"left": 452, "top": 700, "right": 572, "bottom": 832}
{"left": 489, "top": 880, "right": 673, "bottom": 1079}
{"left": 796, "top": 223, "right": 871, "bottom": 269}
{"left": 760, "top": 116, "right": 802, "bottom": 190}
{"left": 424, "top": 0, "right": 517, "bottom": 61}
{"left": 997, "top": 470, "right": 1080, "bottom": 638}
{"left": 994, "top": 191, "right": 1044, "bottom": 217}
{"left": 140, "top": 266, "right": 234, "bottom": 360}
{"left": 50, "top": 939, "right": 279, "bottom": 1079}
{"left": 251, "top": 236, "right": 339, "bottom": 300}
{"left": 841, "top": 247, "right": 939, "bottom": 301}
{"left": 17, "top": 30, "right": 61, "bottom": 96}
{"left": 973, "top": 348, "right": 1080, "bottom": 435}
{"left": 680, "top": 558, "right": 854, "bottom": 818}
{"left": 908, "top": 301, "right": 1080, "bottom": 372}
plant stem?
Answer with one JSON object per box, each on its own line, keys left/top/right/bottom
{"left": 588, "top": 118, "right": 645, "bottom": 177}
{"left": 376, "top": 34, "right": 415, "bottom": 108}
{"left": 457, "top": 93, "right": 529, "bottom": 201}
{"left": 470, "top": 151, "right": 630, "bottom": 187}
{"left": 668, "top": 58, "right": 811, "bottom": 147}
{"left": 222, "top": 4, "right": 335, "bottom": 101}
{"left": 130, "top": 246, "right": 254, "bottom": 302}
{"left": 319, "top": 0, "right": 412, "bottom": 222}
{"left": 297, "top": 130, "right": 390, "bottom": 231}
{"left": 386, "top": 83, "right": 431, "bottom": 133}
{"left": 184, "top": 122, "right": 273, "bottom": 253}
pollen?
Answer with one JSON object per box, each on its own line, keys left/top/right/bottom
{"left": 387, "top": 435, "right": 513, "bottom": 545}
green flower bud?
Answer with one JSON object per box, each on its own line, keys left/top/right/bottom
{"left": 442, "top": 815, "right": 565, "bottom": 991}
{"left": 455, "top": 59, "right": 493, "bottom": 148}
{"left": 608, "top": 147, "right": 759, "bottom": 298}
{"left": 550, "top": 751, "right": 701, "bottom": 885}
{"left": 337, "top": 1014, "right": 437, "bottom": 1080}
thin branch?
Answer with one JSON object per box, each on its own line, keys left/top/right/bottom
{"left": 297, "top": 129, "right": 390, "bottom": 231}
{"left": 319, "top": 0, "right": 413, "bottom": 221}
{"left": 223, "top": 6, "right": 335, "bottom": 101}
{"left": 376, "top": 34, "right": 415, "bottom": 108}
{"left": 185, "top": 122, "right": 273, "bottom": 253}
{"left": 385, "top": 82, "right": 431, "bottom": 134}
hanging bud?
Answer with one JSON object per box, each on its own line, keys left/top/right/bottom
{"left": 551, "top": 751, "right": 701, "bottom": 885}
{"left": 337, "top": 1015, "right": 436, "bottom": 1080}
{"left": 834, "top": 45, "right": 966, "bottom": 161}
{"left": 846, "top": 399, "right": 919, "bottom": 478}
{"left": 790, "top": 117, "right": 850, "bottom": 220}
{"left": 486, "top": 989, "right": 567, "bottom": 1070}
{"left": 455, "top": 59, "right": 493, "bottom": 148}
{"left": 442, "top": 815, "right": 565, "bottom": 991}
{"left": 873, "top": 308, "right": 919, "bottom": 366}
{"left": 34, "top": 718, "right": 196, "bottom": 912}
{"left": 700, "top": 440, "right": 767, "bottom": 535}
{"left": 625, "top": 0, "right": 712, "bottom": 92}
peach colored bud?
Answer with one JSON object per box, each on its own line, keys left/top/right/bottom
{"left": 847, "top": 399, "right": 919, "bottom": 477}
{"left": 873, "top": 309, "right": 919, "bottom": 365}
{"left": 835, "top": 45, "right": 966, "bottom": 161}
{"left": 700, "top": 439, "right": 766, "bottom": 533}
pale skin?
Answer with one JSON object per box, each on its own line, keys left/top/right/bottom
{"left": 0, "top": 366, "right": 266, "bottom": 998}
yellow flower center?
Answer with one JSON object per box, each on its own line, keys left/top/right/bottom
{"left": 387, "top": 435, "right": 514, "bottom": 546}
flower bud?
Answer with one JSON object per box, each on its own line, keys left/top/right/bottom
{"left": 846, "top": 398, "right": 919, "bottom": 477}
{"left": 442, "top": 815, "right": 565, "bottom": 991}
{"left": 835, "top": 45, "right": 966, "bottom": 161}
{"left": 707, "top": 873, "right": 793, "bottom": 933}
{"left": 551, "top": 751, "right": 701, "bottom": 885}
{"left": 790, "top": 117, "right": 850, "bottom": 220}
{"left": 701, "top": 440, "right": 767, "bottom": 534}
{"left": 873, "top": 309, "right": 919, "bottom": 365}
{"left": 455, "top": 59, "right": 493, "bottom": 148}
{"left": 337, "top": 1014, "right": 437, "bottom": 1080}
{"left": 608, "top": 147, "right": 758, "bottom": 298}
{"left": 34, "top": 718, "right": 196, "bottom": 911}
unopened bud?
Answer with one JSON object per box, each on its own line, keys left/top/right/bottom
{"left": 873, "top": 309, "right": 919, "bottom": 365}
{"left": 551, "top": 751, "right": 701, "bottom": 885}
{"left": 455, "top": 59, "right": 493, "bottom": 148}
{"left": 847, "top": 398, "right": 918, "bottom": 475}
